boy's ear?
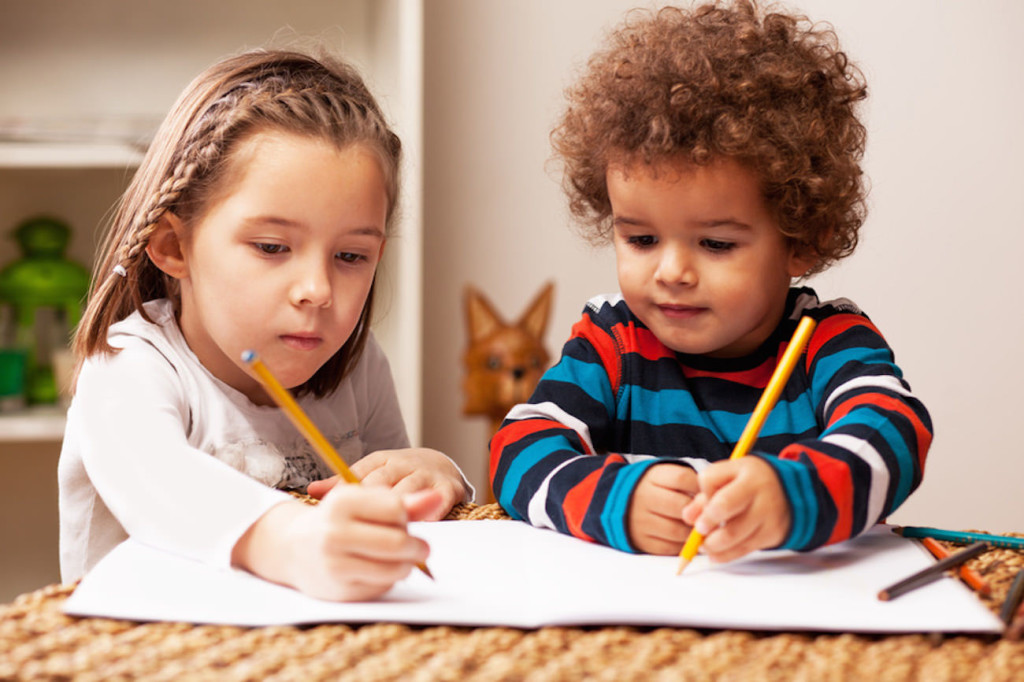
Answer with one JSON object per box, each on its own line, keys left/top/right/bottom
{"left": 787, "top": 246, "right": 818, "bottom": 279}
{"left": 145, "top": 212, "right": 189, "bottom": 279}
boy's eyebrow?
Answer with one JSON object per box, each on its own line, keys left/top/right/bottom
{"left": 245, "top": 215, "right": 385, "bottom": 238}
{"left": 612, "top": 216, "right": 753, "bottom": 230}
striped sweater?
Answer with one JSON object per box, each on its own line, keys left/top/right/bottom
{"left": 490, "top": 288, "right": 931, "bottom": 553}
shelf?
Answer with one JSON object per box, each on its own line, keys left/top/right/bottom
{"left": 0, "top": 142, "right": 144, "bottom": 169}
{"left": 0, "top": 406, "right": 66, "bottom": 442}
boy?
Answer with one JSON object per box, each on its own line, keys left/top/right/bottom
{"left": 490, "top": 1, "right": 931, "bottom": 563}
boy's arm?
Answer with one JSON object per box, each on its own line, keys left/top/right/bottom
{"left": 490, "top": 310, "right": 670, "bottom": 552}
{"left": 759, "top": 312, "right": 932, "bottom": 551}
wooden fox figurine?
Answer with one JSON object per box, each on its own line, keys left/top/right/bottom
{"left": 463, "top": 281, "right": 554, "bottom": 440}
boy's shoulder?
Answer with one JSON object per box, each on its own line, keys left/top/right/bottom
{"left": 792, "top": 288, "right": 865, "bottom": 321}
{"left": 582, "top": 293, "right": 634, "bottom": 325}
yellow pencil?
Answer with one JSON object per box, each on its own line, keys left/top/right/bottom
{"left": 242, "top": 349, "right": 434, "bottom": 580}
{"left": 676, "top": 316, "right": 817, "bottom": 576}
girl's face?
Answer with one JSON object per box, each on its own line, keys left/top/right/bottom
{"left": 608, "top": 156, "right": 811, "bottom": 358}
{"left": 170, "top": 131, "right": 387, "bottom": 404}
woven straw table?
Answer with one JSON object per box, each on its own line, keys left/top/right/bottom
{"left": 2, "top": 503, "right": 1022, "bottom": 681}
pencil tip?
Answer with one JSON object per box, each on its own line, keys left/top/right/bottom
{"left": 418, "top": 563, "right": 435, "bottom": 581}
{"left": 878, "top": 591, "right": 890, "bottom": 601}
{"left": 676, "top": 558, "right": 690, "bottom": 576}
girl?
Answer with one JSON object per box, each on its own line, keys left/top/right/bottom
{"left": 59, "top": 50, "right": 471, "bottom": 602}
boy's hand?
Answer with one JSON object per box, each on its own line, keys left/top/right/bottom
{"left": 307, "top": 448, "right": 467, "bottom": 520}
{"left": 628, "top": 463, "right": 699, "bottom": 554}
{"left": 232, "top": 486, "right": 443, "bottom": 602}
{"left": 681, "top": 457, "right": 790, "bottom": 563}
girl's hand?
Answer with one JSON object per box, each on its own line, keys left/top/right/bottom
{"left": 308, "top": 448, "right": 467, "bottom": 520}
{"left": 628, "top": 463, "right": 699, "bottom": 554}
{"left": 232, "top": 486, "right": 444, "bottom": 602}
{"left": 681, "top": 457, "right": 790, "bottom": 563}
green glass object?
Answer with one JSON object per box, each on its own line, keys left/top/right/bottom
{"left": 0, "top": 216, "right": 91, "bottom": 404}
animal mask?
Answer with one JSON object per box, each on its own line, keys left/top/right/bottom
{"left": 462, "top": 282, "right": 554, "bottom": 437}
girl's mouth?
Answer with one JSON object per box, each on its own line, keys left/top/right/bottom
{"left": 280, "top": 334, "right": 323, "bottom": 351}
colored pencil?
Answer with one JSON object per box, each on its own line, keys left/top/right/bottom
{"left": 242, "top": 350, "right": 434, "bottom": 580}
{"left": 896, "top": 526, "right": 1024, "bottom": 551}
{"left": 918, "top": 536, "right": 990, "bottom": 596}
{"left": 1000, "top": 568, "right": 1024, "bottom": 625}
{"left": 676, "top": 316, "right": 817, "bottom": 576}
{"left": 1007, "top": 586, "right": 1024, "bottom": 641}
{"left": 877, "top": 541, "right": 989, "bottom": 601}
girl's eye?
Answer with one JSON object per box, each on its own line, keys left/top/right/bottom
{"left": 626, "top": 235, "right": 657, "bottom": 248}
{"left": 701, "top": 239, "right": 735, "bottom": 253}
{"left": 336, "top": 252, "right": 367, "bottom": 264}
{"left": 254, "top": 243, "right": 288, "bottom": 255}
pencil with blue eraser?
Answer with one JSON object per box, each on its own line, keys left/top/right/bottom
{"left": 676, "top": 316, "right": 817, "bottom": 576}
{"left": 242, "top": 349, "right": 434, "bottom": 580}
{"left": 896, "top": 526, "right": 1024, "bottom": 551}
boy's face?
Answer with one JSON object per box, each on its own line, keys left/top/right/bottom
{"left": 608, "top": 156, "right": 811, "bottom": 358}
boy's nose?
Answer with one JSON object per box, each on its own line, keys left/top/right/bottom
{"left": 655, "top": 246, "right": 697, "bottom": 286}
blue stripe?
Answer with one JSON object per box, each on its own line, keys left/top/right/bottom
{"left": 542, "top": 356, "right": 615, "bottom": 411}
{"left": 620, "top": 386, "right": 817, "bottom": 435}
{"left": 498, "top": 435, "right": 576, "bottom": 519}
{"left": 813, "top": 347, "right": 900, "bottom": 390}
{"left": 601, "top": 460, "right": 660, "bottom": 552}
{"left": 770, "top": 456, "right": 818, "bottom": 550}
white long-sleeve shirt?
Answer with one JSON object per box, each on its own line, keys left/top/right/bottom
{"left": 59, "top": 298, "right": 416, "bottom": 582}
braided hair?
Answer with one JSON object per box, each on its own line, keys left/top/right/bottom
{"left": 74, "top": 50, "right": 402, "bottom": 397}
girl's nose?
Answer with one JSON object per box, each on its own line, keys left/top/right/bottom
{"left": 290, "top": 261, "right": 333, "bottom": 308}
{"left": 655, "top": 245, "right": 697, "bottom": 286}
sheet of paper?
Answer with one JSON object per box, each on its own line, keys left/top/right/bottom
{"left": 63, "top": 521, "right": 1003, "bottom": 633}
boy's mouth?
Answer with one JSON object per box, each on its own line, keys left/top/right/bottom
{"left": 657, "top": 303, "right": 705, "bottom": 319}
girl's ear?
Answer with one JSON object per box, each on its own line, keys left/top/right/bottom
{"left": 146, "top": 213, "right": 189, "bottom": 279}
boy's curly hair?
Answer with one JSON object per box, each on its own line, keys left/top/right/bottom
{"left": 551, "top": 0, "right": 868, "bottom": 274}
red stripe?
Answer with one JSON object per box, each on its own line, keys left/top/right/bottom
{"left": 828, "top": 393, "right": 932, "bottom": 470}
{"left": 806, "top": 314, "right": 880, "bottom": 367}
{"left": 562, "top": 454, "right": 625, "bottom": 542}
{"left": 631, "top": 326, "right": 674, "bottom": 362}
{"left": 780, "top": 446, "right": 853, "bottom": 544}
{"left": 682, "top": 356, "right": 776, "bottom": 387}
{"left": 572, "top": 316, "right": 622, "bottom": 393}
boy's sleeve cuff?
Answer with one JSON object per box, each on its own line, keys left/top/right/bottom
{"left": 600, "top": 458, "right": 667, "bottom": 553}
{"left": 754, "top": 454, "right": 819, "bottom": 551}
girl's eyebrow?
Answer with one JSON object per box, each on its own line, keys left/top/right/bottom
{"left": 245, "top": 215, "right": 385, "bottom": 238}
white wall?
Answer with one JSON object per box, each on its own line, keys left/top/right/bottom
{"left": 423, "top": 0, "right": 1024, "bottom": 533}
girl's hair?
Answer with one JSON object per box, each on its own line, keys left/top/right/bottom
{"left": 551, "top": 0, "right": 868, "bottom": 274}
{"left": 74, "top": 49, "right": 402, "bottom": 397}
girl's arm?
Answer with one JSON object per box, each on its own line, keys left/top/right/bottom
{"left": 68, "top": 341, "right": 290, "bottom": 569}
{"left": 756, "top": 312, "right": 932, "bottom": 551}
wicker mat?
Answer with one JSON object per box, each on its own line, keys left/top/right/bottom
{"left": 2, "top": 503, "right": 1022, "bottom": 681}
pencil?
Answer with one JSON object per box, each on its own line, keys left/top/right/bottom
{"left": 918, "top": 536, "right": 990, "bottom": 596}
{"left": 1007, "top": 580, "right": 1024, "bottom": 641}
{"left": 242, "top": 350, "right": 434, "bottom": 580}
{"left": 1000, "top": 567, "right": 1024, "bottom": 625}
{"left": 877, "top": 541, "right": 989, "bottom": 601}
{"left": 896, "top": 526, "right": 1024, "bottom": 551}
{"left": 676, "top": 316, "right": 817, "bottom": 576}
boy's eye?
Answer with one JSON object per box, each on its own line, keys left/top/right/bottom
{"left": 626, "top": 235, "right": 657, "bottom": 248}
{"left": 701, "top": 239, "right": 735, "bottom": 253}
{"left": 254, "top": 243, "right": 288, "bottom": 255}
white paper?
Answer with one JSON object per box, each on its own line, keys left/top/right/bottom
{"left": 63, "top": 521, "right": 1003, "bottom": 633}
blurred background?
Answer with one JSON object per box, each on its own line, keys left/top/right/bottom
{"left": 1, "top": 0, "right": 1021, "bottom": 602}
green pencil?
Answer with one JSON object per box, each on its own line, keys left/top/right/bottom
{"left": 896, "top": 526, "right": 1024, "bottom": 551}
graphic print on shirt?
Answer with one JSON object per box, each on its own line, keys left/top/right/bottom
{"left": 209, "top": 429, "right": 363, "bottom": 490}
